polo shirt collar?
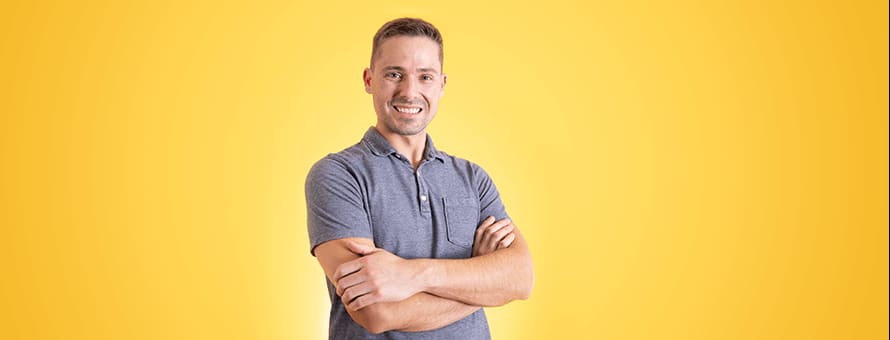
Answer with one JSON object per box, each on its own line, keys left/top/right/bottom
{"left": 362, "top": 126, "right": 445, "bottom": 162}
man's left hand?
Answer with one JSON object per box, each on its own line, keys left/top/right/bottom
{"left": 332, "top": 241, "right": 424, "bottom": 311}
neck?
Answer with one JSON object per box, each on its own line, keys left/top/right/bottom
{"left": 375, "top": 125, "right": 427, "bottom": 170}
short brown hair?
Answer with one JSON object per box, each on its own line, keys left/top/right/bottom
{"left": 370, "top": 17, "right": 443, "bottom": 70}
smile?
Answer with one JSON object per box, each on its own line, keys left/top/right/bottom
{"left": 393, "top": 105, "right": 422, "bottom": 114}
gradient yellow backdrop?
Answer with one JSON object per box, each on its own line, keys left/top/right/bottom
{"left": 1, "top": 1, "right": 887, "bottom": 339}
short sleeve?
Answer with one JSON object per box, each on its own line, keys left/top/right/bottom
{"left": 305, "top": 157, "right": 372, "bottom": 256}
{"left": 471, "top": 163, "right": 511, "bottom": 224}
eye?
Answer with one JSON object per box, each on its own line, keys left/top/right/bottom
{"left": 385, "top": 72, "right": 402, "bottom": 79}
{"left": 421, "top": 74, "right": 434, "bottom": 81}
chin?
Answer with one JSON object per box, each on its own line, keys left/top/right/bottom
{"left": 394, "top": 128, "right": 425, "bottom": 136}
{"left": 388, "top": 123, "right": 426, "bottom": 136}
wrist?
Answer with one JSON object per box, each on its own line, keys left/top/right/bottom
{"left": 412, "top": 258, "right": 440, "bottom": 293}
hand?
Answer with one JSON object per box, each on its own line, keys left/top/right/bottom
{"left": 333, "top": 241, "right": 424, "bottom": 311}
{"left": 472, "top": 216, "right": 516, "bottom": 257}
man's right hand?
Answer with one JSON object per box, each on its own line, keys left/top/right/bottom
{"left": 472, "top": 216, "right": 516, "bottom": 257}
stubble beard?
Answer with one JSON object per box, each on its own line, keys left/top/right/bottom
{"left": 383, "top": 115, "right": 428, "bottom": 136}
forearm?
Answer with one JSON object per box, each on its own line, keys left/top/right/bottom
{"left": 416, "top": 229, "right": 534, "bottom": 306}
{"left": 346, "top": 292, "right": 479, "bottom": 333}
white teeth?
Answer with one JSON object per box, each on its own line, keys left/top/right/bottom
{"left": 394, "top": 106, "right": 421, "bottom": 114}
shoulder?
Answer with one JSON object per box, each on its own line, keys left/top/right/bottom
{"left": 306, "top": 141, "right": 371, "bottom": 183}
{"left": 435, "top": 149, "right": 492, "bottom": 181}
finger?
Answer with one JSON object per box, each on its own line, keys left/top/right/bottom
{"left": 490, "top": 223, "right": 514, "bottom": 244}
{"left": 341, "top": 282, "right": 373, "bottom": 305}
{"left": 348, "top": 292, "right": 378, "bottom": 311}
{"left": 488, "top": 224, "right": 514, "bottom": 250}
{"left": 482, "top": 219, "right": 512, "bottom": 241}
{"left": 481, "top": 222, "right": 512, "bottom": 252}
{"left": 345, "top": 241, "right": 376, "bottom": 256}
{"left": 336, "top": 271, "right": 366, "bottom": 296}
{"left": 475, "top": 216, "right": 496, "bottom": 246}
{"left": 497, "top": 232, "right": 516, "bottom": 249}
{"left": 332, "top": 259, "right": 363, "bottom": 282}
{"left": 480, "top": 215, "right": 496, "bottom": 226}
{"left": 477, "top": 220, "right": 511, "bottom": 255}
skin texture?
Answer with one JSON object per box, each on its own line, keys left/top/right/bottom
{"left": 473, "top": 216, "right": 517, "bottom": 257}
{"left": 313, "top": 218, "right": 516, "bottom": 333}
{"left": 312, "top": 34, "right": 533, "bottom": 334}
{"left": 314, "top": 238, "right": 478, "bottom": 334}
{"left": 335, "top": 223, "right": 532, "bottom": 311}
{"left": 362, "top": 35, "right": 446, "bottom": 169}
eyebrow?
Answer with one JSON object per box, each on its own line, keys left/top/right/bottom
{"left": 381, "top": 66, "right": 440, "bottom": 74}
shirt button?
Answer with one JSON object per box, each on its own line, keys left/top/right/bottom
{"left": 420, "top": 195, "right": 427, "bottom": 201}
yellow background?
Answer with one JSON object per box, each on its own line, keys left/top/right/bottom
{"left": 1, "top": 0, "right": 887, "bottom": 339}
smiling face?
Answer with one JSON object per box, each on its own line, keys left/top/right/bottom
{"left": 364, "top": 35, "right": 446, "bottom": 137}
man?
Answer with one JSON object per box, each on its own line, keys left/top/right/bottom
{"left": 306, "top": 17, "right": 534, "bottom": 339}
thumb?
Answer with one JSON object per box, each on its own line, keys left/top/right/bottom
{"left": 345, "top": 241, "right": 377, "bottom": 256}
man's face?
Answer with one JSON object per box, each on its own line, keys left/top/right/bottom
{"left": 364, "top": 36, "right": 446, "bottom": 137}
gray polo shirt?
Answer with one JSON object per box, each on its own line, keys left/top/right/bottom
{"left": 306, "top": 127, "right": 510, "bottom": 339}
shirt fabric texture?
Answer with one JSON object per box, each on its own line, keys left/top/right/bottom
{"left": 306, "top": 127, "right": 510, "bottom": 339}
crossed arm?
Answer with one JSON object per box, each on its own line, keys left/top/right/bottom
{"left": 313, "top": 217, "right": 534, "bottom": 334}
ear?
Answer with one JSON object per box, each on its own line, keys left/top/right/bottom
{"left": 363, "top": 68, "right": 372, "bottom": 94}
{"left": 440, "top": 73, "right": 447, "bottom": 96}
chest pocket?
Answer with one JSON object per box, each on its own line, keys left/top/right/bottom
{"left": 443, "top": 197, "right": 480, "bottom": 248}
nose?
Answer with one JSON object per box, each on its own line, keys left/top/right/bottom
{"left": 396, "top": 76, "right": 420, "bottom": 98}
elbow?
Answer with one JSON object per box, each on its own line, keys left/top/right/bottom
{"left": 516, "top": 255, "right": 535, "bottom": 301}
{"left": 496, "top": 272, "right": 534, "bottom": 306}
{"left": 346, "top": 304, "right": 394, "bottom": 334}
{"left": 515, "top": 279, "right": 533, "bottom": 301}
{"left": 518, "top": 265, "right": 535, "bottom": 300}
{"left": 495, "top": 258, "right": 534, "bottom": 305}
